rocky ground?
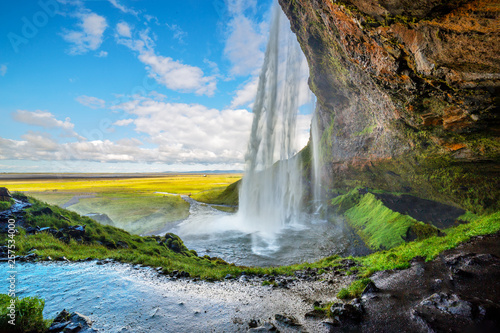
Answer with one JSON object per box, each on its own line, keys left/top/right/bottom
{"left": 324, "top": 232, "right": 500, "bottom": 333}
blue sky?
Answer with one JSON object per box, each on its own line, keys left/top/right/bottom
{"left": 0, "top": 0, "right": 311, "bottom": 173}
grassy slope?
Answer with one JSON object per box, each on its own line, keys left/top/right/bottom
{"left": 191, "top": 180, "right": 240, "bottom": 206}
{"left": 68, "top": 193, "right": 189, "bottom": 234}
{"left": 332, "top": 188, "right": 440, "bottom": 250}
{"left": 0, "top": 199, "right": 13, "bottom": 211}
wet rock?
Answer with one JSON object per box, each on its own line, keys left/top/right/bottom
{"left": 39, "top": 227, "right": 58, "bottom": 235}
{"left": 415, "top": 293, "right": 472, "bottom": 318}
{"left": 225, "top": 274, "right": 233, "bottom": 280}
{"left": 340, "top": 259, "right": 357, "bottom": 269}
{"left": 61, "top": 225, "right": 86, "bottom": 239}
{"left": 362, "top": 281, "right": 380, "bottom": 295}
{"left": 329, "top": 302, "right": 363, "bottom": 323}
{"left": 304, "top": 309, "right": 326, "bottom": 318}
{"left": 20, "top": 253, "right": 38, "bottom": 262}
{"left": 0, "top": 187, "right": 12, "bottom": 201}
{"left": 48, "top": 321, "right": 69, "bottom": 331}
{"left": 248, "top": 321, "right": 278, "bottom": 332}
{"left": 275, "top": 314, "right": 300, "bottom": 326}
{"left": 49, "top": 310, "right": 96, "bottom": 333}
{"left": 26, "top": 226, "right": 40, "bottom": 234}
{"left": 53, "top": 309, "right": 71, "bottom": 323}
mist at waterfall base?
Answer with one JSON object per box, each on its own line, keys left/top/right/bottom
{"left": 163, "top": 5, "right": 349, "bottom": 266}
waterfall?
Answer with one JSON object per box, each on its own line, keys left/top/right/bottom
{"left": 311, "top": 107, "right": 322, "bottom": 213}
{"left": 238, "top": 2, "right": 309, "bottom": 254}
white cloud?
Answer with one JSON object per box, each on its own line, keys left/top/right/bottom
{"left": 62, "top": 12, "right": 108, "bottom": 55}
{"left": 75, "top": 95, "right": 106, "bottom": 109}
{"left": 226, "top": 0, "right": 257, "bottom": 16}
{"left": 1, "top": 95, "right": 254, "bottom": 165}
{"left": 0, "top": 64, "right": 7, "bottom": 76}
{"left": 96, "top": 50, "right": 108, "bottom": 57}
{"left": 12, "top": 110, "right": 82, "bottom": 139}
{"left": 13, "top": 110, "right": 74, "bottom": 131}
{"left": 116, "top": 22, "right": 132, "bottom": 38}
{"left": 117, "top": 29, "right": 217, "bottom": 96}
{"left": 230, "top": 77, "right": 259, "bottom": 108}
{"left": 222, "top": 0, "right": 267, "bottom": 77}
{"left": 114, "top": 119, "right": 134, "bottom": 126}
{"left": 112, "top": 95, "right": 253, "bottom": 163}
{"left": 107, "top": 0, "right": 139, "bottom": 16}
{"left": 166, "top": 24, "right": 187, "bottom": 43}
{"left": 224, "top": 15, "right": 266, "bottom": 76}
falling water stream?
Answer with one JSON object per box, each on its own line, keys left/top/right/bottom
{"left": 157, "top": 3, "right": 347, "bottom": 263}
{"left": 238, "top": 3, "right": 308, "bottom": 254}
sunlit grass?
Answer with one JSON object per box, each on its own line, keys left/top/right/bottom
{"left": 1, "top": 174, "right": 242, "bottom": 195}
{"left": 2, "top": 174, "right": 241, "bottom": 234}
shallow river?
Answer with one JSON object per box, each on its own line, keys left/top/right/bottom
{"left": 2, "top": 261, "right": 336, "bottom": 332}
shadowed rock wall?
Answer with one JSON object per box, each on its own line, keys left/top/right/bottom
{"left": 280, "top": 0, "right": 499, "bottom": 212}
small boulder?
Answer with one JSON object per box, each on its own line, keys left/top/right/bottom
{"left": 275, "top": 314, "right": 300, "bottom": 326}
{"left": 32, "top": 207, "right": 53, "bottom": 216}
{"left": 0, "top": 187, "right": 12, "bottom": 201}
{"left": 362, "top": 281, "right": 380, "bottom": 295}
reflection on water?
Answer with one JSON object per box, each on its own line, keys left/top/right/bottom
{"left": 156, "top": 196, "right": 354, "bottom": 267}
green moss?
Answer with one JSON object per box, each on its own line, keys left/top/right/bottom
{"left": 353, "top": 124, "right": 376, "bottom": 136}
{"left": 336, "top": 278, "right": 372, "bottom": 299}
{"left": 331, "top": 187, "right": 362, "bottom": 213}
{"left": 0, "top": 294, "right": 50, "bottom": 333}
{"left": 341, "top": 193, "right": 417, "bottom": 250}
{"left": 358, "top": 212, "right": 500, "bottom": 277}
{"left": 410, "top": 222, "right": 439, "bottom": 240}
{"left": 261, "top": 280, "right": 277, "bottom": 287}
{"left": 0, "top": 199, "right": 13, "bottom": 211}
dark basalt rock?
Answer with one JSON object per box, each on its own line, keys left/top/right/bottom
{"left": 32, "top": 207, "right": 53, "bottom": 216}
{"left": 248, "top": 321, "right": 278, "bottom": 332}
{"left": 0, "top": 187, "right": 12, "bottom": 201}
{"left": 49, "top": 310, "right": 96, "bottom": 333}
{"left": 362, "top": 281, "right": 380, "bottom": 295}
{"left": 274, "top": 314, "right": 301, "bottom": 326}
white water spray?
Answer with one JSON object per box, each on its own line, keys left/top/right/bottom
{"left": 311, "top": 108, "right": 323, "bottom": 213}
{"left": 238, "top": 3, "right": 309, "bottom": 254}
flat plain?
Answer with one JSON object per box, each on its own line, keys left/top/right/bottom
{"left": 0, "top": 173, "right": 241, "bottom": 234}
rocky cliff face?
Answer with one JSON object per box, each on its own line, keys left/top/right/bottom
{"left": 280, "top": 0, "right": 499, "bottom": 212}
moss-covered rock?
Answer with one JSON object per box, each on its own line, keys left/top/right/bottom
{"left": 279, "top": 0, "right": 499, "bottom": 213}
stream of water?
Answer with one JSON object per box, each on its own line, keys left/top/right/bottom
{"left": 1, "top": 262, "right": 328, "bottom": 332}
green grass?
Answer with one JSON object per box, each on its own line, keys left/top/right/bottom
{"left": 191, "top": 180, "right": 240, "bottom": 206}
{"left": 2, "top": 174, "right": 242, "bottom": 195}
{"left": 334, "top": 190, "right": 418, "bottom": 250}
{"left": 357, "top": 212, "right": 500, "bottom": 277}
{"left": 68, "top": 193, "right": 189, "bottom": 234}
{"left": 0, "top": 199, "right": 13, "bottom": 211}
{"left": 337, "top": 278, "right": 372, "bottom": 299}
{"left": 0, "top": 294, "right": 50, "bottom": 333}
